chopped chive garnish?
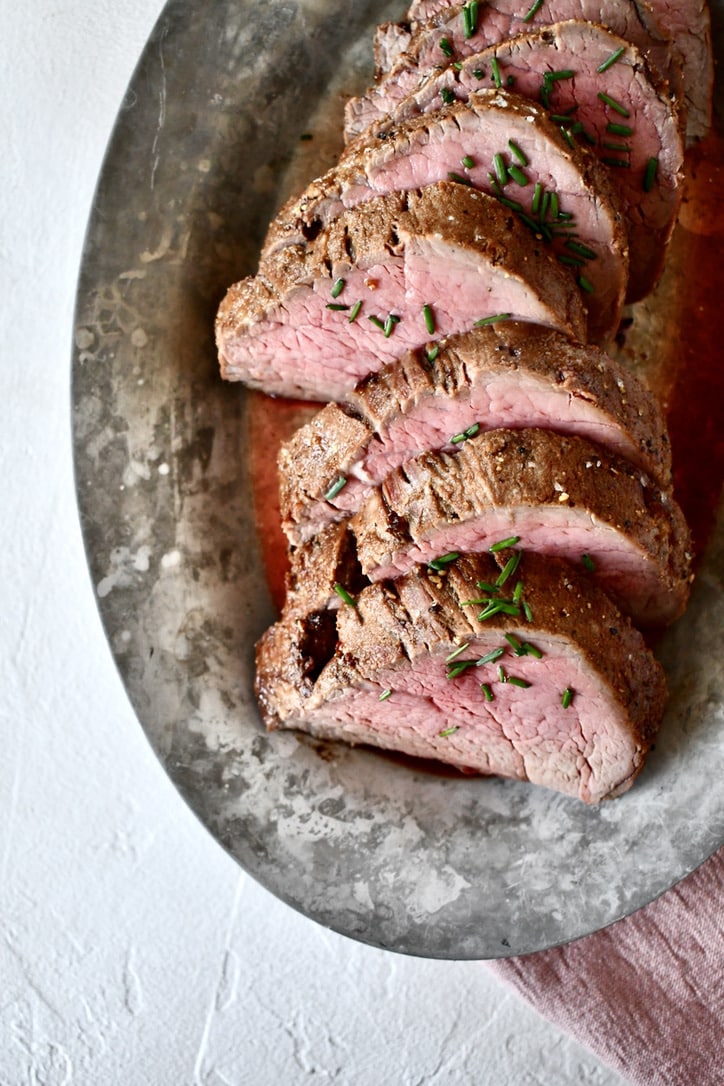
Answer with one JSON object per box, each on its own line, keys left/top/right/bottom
{"left": 506, "top": 75, "right": 516, "bottom": 87}
{"left": 383, "top": 315, "right": 400, "bottom": 338}
{"left": 324, "top": 475, "right": 347, "bottom": 501}
{"left": 551, "top": 114, "right": 574, "bottom": 126}
{"left": 550, "top": 191, "right": 559, "bottom": 219}
{"left": 440, "top": 36, "right": 454, "bottom": 57}
{"left": 334, "top": 583, "right": 356, "bottom": 607}
{"left": 559, "top": 125, "right": 575, "bottom": 149}
{"left": 601, "top": 157, "right": 631, "bottom": 169}
{"left": 498, "top": 665, "right": 507, "bottom": 682}
{"left": 331, "top": 278, "right": 345, "bottom": 298}
{"left": 429, "top": 552, "right": 459, "bottom": 570}
{"left": 493, "top": 152, "right": 508, "bottom": 185}
{"left": 578, "top": 274, "right": 595, "bottom": 294}
{"left": 462, "top": 0, "right": 479, "bottom": 38}
{"left": 546, "top": 69, "right": 575, "bottom": 83}
{"left": 477, "top": 647, "right": 505, "bottom": 666}
{"left": 326, "top": 303, "right": 350, "bottom": 310}
{"left": 507, "top": 676, "right": 531, "bottom": 689}
{"left": 597, "top": 45, "right": 625, "bottom": 73}
{"left": 562, "top": 687, "right": 573, "bottom": 709}
{"left": 348, "top": 300, "right": 362, "bottom": 322}
{"left": 508, "top": 164, "right": 529, "bottom": 187}
{"left": 447, "top": 660, "right": 477, "bottom": 678}
{"left": 368, "top": 315, "right": 385, "bottom": 331}
{"left": 566, "top": 239, "right": 597, "bottom": 260}
{"left": 496, "top": 550, "right": 522, "bottom": 587}
{"left": 531, "top": 181, "right": 543, "bottom": 214}
{"left": 474, "top": 312, "right": 512, "bottom": 327}
{"left": 581, "top": 553, "right": 596, "bottom": 572}
{"left": 439, "top": 725, "right": 460, "bottom": 737}
{"left": 508, "top": 140, "right": 528, "bottom": 166}
{"left": 461, "top": 154, "right": 475, "bottom": 169}
{"left": 512, "top": 580, "right": 524, "bottom": 604}
{"left": 558, "top": 254, "right": 585, "bottom": 268}
{"left": 597, "top": 91, "right": 630, "bottom": 117}
{"left": 602, "top": 141, "right": 631, "bottom": 153}
{"left": 473, "top": 68, "right": 484, "bottom": 81}
{"left": 427, "top": 345, "right": 440, "bottom": 361}
{"left": 451, "top": 422, "right": 480, "bottom": 444}
{"left": 523, "top": 642, "right": 543, "bottom": 659}
{"left": 496, "top": 195, "right": 524, "bottom": 212}
{"left": 557, "top": 210, "right": 574, "bottom": 221}
{"left": 505, "top": 633, "right": 523, "bottom": 652}
{"left": 379, "top": 688, "right": 392, "bottom": 701}
{"left": 476, "top": 581, "right": 501, "bottom": 593}
{"left": 441, "top": 86, "right": 456, "bottom": 105}
{"left": 478, "top": 601, "right": 521, "bottom": 620}
{"left": 422, "top": 304, "right": 435, "bottom": 334}
{"left": 481, "top": 683, "right": 494, "bottom": 701}
{"left": 606, "top": 121, "right": 634, "bottom": 136}
{"left": 491, "top": 56, "right": 502, "bottom": 88}
{"left": 446, "top": 642, "right": 471, "bottom": 663}
{"left": 490, "top": 535, "right": 520, "bottom": 552}
{"left": 299, "top": 133, "right": 313, "bottom": 141}
{"left": 643, "top": 156, "right": 659, "bottom": 192}
{"left": 523, "top": 0, "right": 544, "bottom": 21}
{"left": 448, "top": 171, "right": 472, "bottom": 185}
{"left": 540, "top": 190, "right": 551, "bottom": 222}
{"left": 523, "top": 601, "right": 534, "bottom": 622}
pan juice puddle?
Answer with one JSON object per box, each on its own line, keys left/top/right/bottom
{"left": 248, "top": 131, "right": 724, "bottom": 611}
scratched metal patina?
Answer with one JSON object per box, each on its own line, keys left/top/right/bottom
{"left": 72, "top": 0, "right": 724, "bottom": 958}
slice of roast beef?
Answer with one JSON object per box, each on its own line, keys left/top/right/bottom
{"left": 256, "top": 551, "right": 668, "bottom": 804}
{"left": 262, "top": 91, "right": 629, "bottom": 344}
{"left": 217, "top": 182, "right": 586, "bottom": 400}
{"left": 644, "top": 0, "right": 713, "bottom": 142}
{"left": 278, "top": 322, "right": 673, "bottom": 545}
{"left": 350, "top": 427, "right": 691, "bottom": 627}
{"left": 367, "top": 21, "right": 684, "bottom": 302}
{"left": 347, "top": 0, "right": 680, "bottom": 146}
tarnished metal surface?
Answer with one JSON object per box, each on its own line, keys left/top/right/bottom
{"left": 72, "top": 0, "right": 724, "bottom": 958}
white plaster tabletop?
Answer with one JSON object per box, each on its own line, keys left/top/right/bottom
{"left": 0, "top": 1, "right": 697, "bottom": 1081}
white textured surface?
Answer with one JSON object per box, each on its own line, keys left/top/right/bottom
{"left": 0, "top": 3, "right": 632, "bottom": 1082}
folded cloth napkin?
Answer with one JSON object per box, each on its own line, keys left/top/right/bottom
{"left": 489, "top": 847, "right": 723, "bottom": 1086}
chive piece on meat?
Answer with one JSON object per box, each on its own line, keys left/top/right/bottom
{"left": 324, "top": 475, "right": 347, "bottom": 501}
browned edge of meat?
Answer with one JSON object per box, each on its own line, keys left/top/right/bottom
{"left": 255, "top": 550, "right": 668, "bottom": 804}
{"left": 347, "top": 0, "right": 683, "bottom": 146}
{"left": 277, "top": 322, "right": 674, "bottom": 545}
{"left": 216, "top": 182, "right": 587, "bottom": 399}
{"left": 260, "top": 90, "right": 629, "bottom": 344}
{"left": 361, "top": 21, "right": 684, "bottom": 303}
{"left": 350, "top": 427, "right": 692, "bottom": 627}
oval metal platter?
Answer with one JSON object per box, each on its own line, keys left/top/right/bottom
{"left": 72, "top": 0, "right": 724, "bottom": 958}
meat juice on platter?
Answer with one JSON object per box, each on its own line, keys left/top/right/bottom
{"left": 223, "top": 2, "right": 722, "bottom": 804}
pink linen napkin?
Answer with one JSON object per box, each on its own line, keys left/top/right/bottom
{"left": 489, "top": 847, "right": 724, "bottom": 1086}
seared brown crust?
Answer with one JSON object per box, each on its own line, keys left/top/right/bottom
{"left": 283, "top": 521, "right": 364, "bottom": 616}
{"left": 260, "top": 90, "right": 628, "bottom": 343}
{"left": 350, "top": 427, "right": 691, "bottom": 625}
{"left": 347, "top": 0, "right": 681, "bottom": 145}
{"left": 255, "top": 551, "right": 668, "bottom": 802}
{"left": 278, "top": 323, "right": 673, "bottom": 544}
{"left": 216, "top": 182, "right": 586, "bottom": 395}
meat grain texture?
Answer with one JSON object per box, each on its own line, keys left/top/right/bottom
{"left": 215, "top": 0, "right": 712, "bottom": 801}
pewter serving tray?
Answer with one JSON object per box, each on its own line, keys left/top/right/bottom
{"left": 72, "top": 0, "right": 724, "bottom": 958}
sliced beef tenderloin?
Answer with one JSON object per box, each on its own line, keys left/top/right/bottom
{"left": 256, "top": 551, "right": 668, "bottom": 804}
{"left": 216, "top": 182, "right": 586, "bottom": 400}
{"left": 346, "top": 0, "right": 679, "bottom": 146}
{"left": 644, "top": 0, "right": 713, "bottom": 142}
{"left": 262, "top": 91, "right": 628, "bottom": 344}
{"left": 371, "top": 21, "right": 684, "bottom": 302}
{"left": 351, "top": 427, "right": 691, "bottom": 627}
{"left": 282, "top": 520, "right": 364, "bottom": 616}
{"left": 278, "top": 323, "right": 673, "bottom": 545}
